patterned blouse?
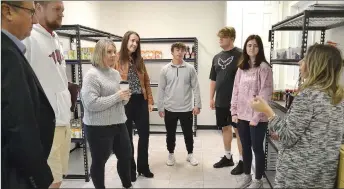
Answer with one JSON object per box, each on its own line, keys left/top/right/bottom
{"left": 128, "top": 64, "right": 142, "bottom": 94}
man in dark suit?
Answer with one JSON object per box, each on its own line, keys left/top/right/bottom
{"left": 1, "top": 1, "right": 56, "bottom": 189}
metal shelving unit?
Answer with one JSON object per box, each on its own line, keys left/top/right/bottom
{"left": 55, "top": 24, "right": 122, "bottom": 182}
{"left": 266, "top": 4, "right": 344, "bottom": 188}
{"left": 114, "top": 37, "right": 199, "bottom": 137}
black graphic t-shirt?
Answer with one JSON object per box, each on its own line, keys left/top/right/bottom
{"left": 209, "top": 47, "right": 243, "bottom": 108}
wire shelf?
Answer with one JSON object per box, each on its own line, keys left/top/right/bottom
{"left": 113, "top": 37, "right": 198, "bottom": 43}
{"left": 55, "top": 24, "right": 122, "bottom": 41}
{"left": 271, "top": 59, "right": 301, "bottom": 66}
{"left": 272, "top": 9, "right": 344, "bottom": 30}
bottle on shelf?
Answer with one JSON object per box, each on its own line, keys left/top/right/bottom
{"left": 279, "top": 90, "right": 283, "bottom": 101}
{"left": 285, "top": 89, "right": 290, "bottom": 108}
{"left": 191, "top": 45, "right": 196, "bottom": 59}
{"left": 185, "top": 46, "right": 191, "bottom": 59}
{"left": 283, "top": 89, "right": 286, "bottom": 101}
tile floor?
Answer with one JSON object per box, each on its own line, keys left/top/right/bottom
{"left": 61, "top": 130, "right": 271, "bottom": 188}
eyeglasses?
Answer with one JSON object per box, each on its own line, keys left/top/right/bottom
{"left": 7, "top": 3, "right": 36, "bottom": 17}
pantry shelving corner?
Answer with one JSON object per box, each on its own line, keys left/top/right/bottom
{"left": 266, "top": 4, "right": 344, "bottom": 188}
{"left": 55, "top": 24, "right": 122, "bottom": 182}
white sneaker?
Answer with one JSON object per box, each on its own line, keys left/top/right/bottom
{"left": 166, "top": 153, "right": 175, "bottom": 166}
{"left": 237, "top": 174, "right": 252, "bottom": 188}
{"left": 247, "top": 179, "right": 263, "bottom": 188}
{"left": 186, "top": 153, "right": 199, "bottom": 166}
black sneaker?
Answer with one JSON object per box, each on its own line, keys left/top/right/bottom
{"left": 230, "top": 160, "right": 244, "bottom": 175}
{"left": 213, "top": 156, "right": 234, "bottom": 168}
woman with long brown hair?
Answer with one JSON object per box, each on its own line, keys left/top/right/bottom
{"left": 113, "top": 31, "right": 154, "bottom": 181}
{"left": 230, "top": 34, "right": 273, "bottom": 188}
{"left": 250, "top": 44, "right": 344, "bottom": 188}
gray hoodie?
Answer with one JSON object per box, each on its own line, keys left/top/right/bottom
{"left": 157, "top": 61, "right": 201, "bottom": 112}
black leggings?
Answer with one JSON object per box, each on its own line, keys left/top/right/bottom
{"left": 124, "top": 94, "right": 150, "bottom": 173}
{"left": 85, "top": 124, "right": 132, "bottom": 189}
{"left": 237, "top": 120, "right": 267, "bottom": 179}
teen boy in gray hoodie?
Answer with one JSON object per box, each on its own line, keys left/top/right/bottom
{"left": 158, "top": 42, "right": 202, "bottom": 167}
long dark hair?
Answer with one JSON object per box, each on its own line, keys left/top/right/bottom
{"left": 119, "top": 31, "right": 144, "bottom": 73}
{"left": 238, "top": 34, "right": 269, "bottom": 70}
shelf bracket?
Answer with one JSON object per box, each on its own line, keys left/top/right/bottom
{"left": 299, "top": 11, "right": 310, "bottom": 87}
{"left": 269, "top": 30, "right": 275, "bottom": 63}
{"left": 320, "top": 29, "right": 326, "bottom": 44}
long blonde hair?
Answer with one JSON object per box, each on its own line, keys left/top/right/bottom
{"left": 300, "top": 44, "right": 344, "bottom": 105}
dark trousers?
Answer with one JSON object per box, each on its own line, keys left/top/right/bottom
{"left": 124, "top": 94, "right": 150, "bottom": 173}
{"left": 237, "top": 120, "right": 267, "bottom": 179}
{"left": 85, "top": 124, "right": 132, "bottom": 189}
{"left": 164, "top": 109, "right": 194, "bottom": 154}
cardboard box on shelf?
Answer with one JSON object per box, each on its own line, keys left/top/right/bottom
{"left": 66, "top": 47, "right": 95, "bottom": 60}
{"left": 71, "top": 128, "right": 82, "bottom": 138}
{"left": 68, "top": 50, "right": 77, "bottom": 60}
{"left": 142, "top": 50, "right": 163, "bottom": 59}
{"left": 147, "top": 50, "right": 155, "bottom": 59}
{"left": 155, "top": 50, "right": 162, "bottom": 59}
{"left": 141, "top": 50, "right": 148, "bottom": 59}
{"left": 81, "top": 47, "right": 94, "bottom": 60}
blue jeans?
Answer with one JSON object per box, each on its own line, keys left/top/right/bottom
{"left": 237, "top": 120, "right": 267, "bottom": 179}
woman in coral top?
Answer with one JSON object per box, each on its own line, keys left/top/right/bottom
{"left": 230, "top": 34, "right": 273, "bottom": 188}
{"left": 113, "top": 31, "right": 154, "bottom": 181}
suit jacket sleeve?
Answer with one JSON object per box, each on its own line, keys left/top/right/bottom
{"left": 1, "top": 49, "right": 53, "bottom": 188}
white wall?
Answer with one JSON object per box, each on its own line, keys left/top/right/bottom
{"left": 63, "top": 1, "right": 100, "bottom": 29}
{"left": 97, "top": 1, "right": 226, "bottom": 126}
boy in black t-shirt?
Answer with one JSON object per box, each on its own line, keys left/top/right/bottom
{"left": 209, "top": 27, "right": 243, "bottom": 175}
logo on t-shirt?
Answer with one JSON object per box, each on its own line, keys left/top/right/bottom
{"left": 217, "top": 56, "right": 234, "bottom": 70}
{"left": 49, "top": 49, "right": 63, "bottom": 65}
